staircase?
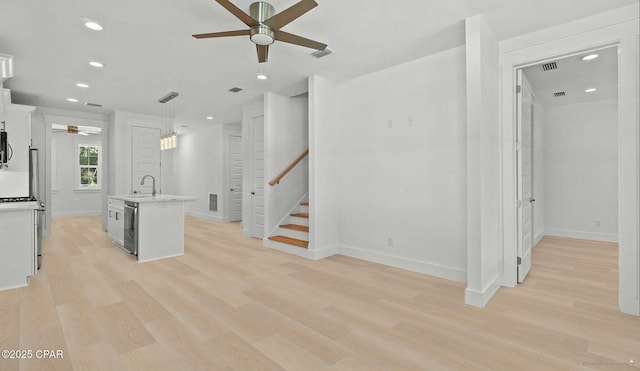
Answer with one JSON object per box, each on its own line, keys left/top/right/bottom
{"left": 267, "top": 202, "right": 309, "bottom": 253}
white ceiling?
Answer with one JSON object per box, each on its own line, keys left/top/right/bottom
{"left": 0, "top": 0, "right": 636, "bottom": 132}
{"left": 523, "top": 46, "right": 618, "bottom": 107}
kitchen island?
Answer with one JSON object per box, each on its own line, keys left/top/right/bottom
{"left": 107, "top": 195, "right": 196, "bottom": 262}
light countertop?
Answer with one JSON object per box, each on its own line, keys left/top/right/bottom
{"left": 0, "top": 202, "right": 39, "bottom": 211}
{"left": 108, "top": 195, "right": 197, "bottom": 203}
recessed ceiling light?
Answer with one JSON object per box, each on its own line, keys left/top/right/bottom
{"left": 206, "top": 116, "right": 214, "bottom": 120}
{"left": 76, "top": 83, "right": 89, "bottom": 88}
{"left": 581, "top": 54, "right": 599, "bottom": 61}
{"left": 585, "top": 88, "right": 597, "bottom": 93}
{"left": 257, "top": 73, "right": 268, "bottom": 80}
{"left": 84, "top": 21, "right": 103, "bottom": 31}
{"left": 66, "top": 98, "right": 79, "bottom": 102}
{"left": 89, "top": 61, "right": 104, "bottom": 68}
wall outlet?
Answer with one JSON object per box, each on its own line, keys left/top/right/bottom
{"left": 595, "top": 220, "right": 601, "bottom": 227}
{"left": 408, "top": 116, "right": 414, "bottom": 126}
{"left": 387, "top": 120, "right": 393, "bottom": 129}
{"left": 387, "top": 237, "right": 394, "bottom": 246}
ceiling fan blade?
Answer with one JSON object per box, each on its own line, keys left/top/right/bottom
{"left": 215, "top": 0, "right": 258, "bottom": 27}
{"left": 275, "top": 31, "right": 326, "bottom": 50}
{"left": 263, "top": 0, "right": 317, "bottom": 30}
{"left": 256, "top": 45, "right": 269, "bottom": 63}
{"left": 192, "top": 29, "right": 250, "bottom": 39}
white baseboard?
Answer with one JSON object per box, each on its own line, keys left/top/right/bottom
{"left": 465, "top": 275, "right": 501, "bottom": 308}
{"left": 533, "top": 232, "right": 544, "bottom": 247}
{"left": 185, "top": 211, "right": 224, "bottom": 223}
{"left": 339, "top": 244, "right": 466, "bottom": 283}
{"left": 52, "top": 211, "right": 101, "bottom": 218}
{"left": 308, "top": 244, "right": 339, "bottom": 260}
{"left": 544, "top": 228, "right": 618, "bottom": 243}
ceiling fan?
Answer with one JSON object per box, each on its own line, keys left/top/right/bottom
{"left": 193, "top": 0, "right": 327, "bottom": 63}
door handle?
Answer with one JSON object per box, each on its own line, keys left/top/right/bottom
{"left": 230, "top": 188, "right": 235, "bottom": 191}
{"left": 251, "top": 191, "right": 255, "bottom": 195}
{"left": 529, "top": 198, "right": 536, "bottom": 203}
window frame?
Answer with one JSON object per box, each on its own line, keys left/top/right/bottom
{"left": 76, "top": 143, "right": 101, "bottom": 189}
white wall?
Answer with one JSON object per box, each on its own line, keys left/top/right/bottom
{"left": 544, "top": 99, "right": 618, "bottom": 241}
{"left": 264, "top": 92, "right": 309, "bottom": 236}
{"left": 465, "top": 14, "right": 502, "bottom": 307}
{"left": 333, "top": 46, "right": 467, "bottom": 282}
{"left": 50, "top": 131, "right": 101, "bottom": 217}
{"left": 173, "top": 125, "right": 224, "bottom": 221}
{"left": 109, "top": 110, "right": 174, "bottom": 196}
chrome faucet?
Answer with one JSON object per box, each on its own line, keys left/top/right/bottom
{"left": 140, "top": 175, "right": 157, "bottom": 196}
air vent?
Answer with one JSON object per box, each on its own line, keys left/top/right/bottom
{"left": 85, "top": 102, "right": 102, "bottom": 107}
{"left": 553, "top": 91, "right": 566, "bottom": 97}
{"left": 228, "top": 87, "right": 243, "bottom": 93}
{"left": 208, "top": 193, "right": 217, "bottom": 211}
{"left": 311, "top": 48, "right": 333, "bottom": 59}
{"left": 541, "top": 62, "right": 557, "bottom": 71}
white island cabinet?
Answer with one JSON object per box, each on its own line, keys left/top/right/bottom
{"left": 107, "top": 198, "right": 125, "bottom": 246}
{"left": 107, "top": 195, "right": 196, "bottom": 262}
{"left": 0, "top": 202, "right": 38, "bottom": 291}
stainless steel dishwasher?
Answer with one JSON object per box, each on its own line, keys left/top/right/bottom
{"left": 123, "top": 201, "right": 139, "bottom": 256}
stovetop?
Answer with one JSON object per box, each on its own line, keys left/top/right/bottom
{"left": 0, "top": 197, "right": 37, "bottom": 203}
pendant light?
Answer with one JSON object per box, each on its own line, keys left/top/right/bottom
{"left": 158, "top": 91, "right": 179, "bottom": 151}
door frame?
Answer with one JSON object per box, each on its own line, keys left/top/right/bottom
{"left": 499, "top": 15, "right": 639, "bottom": 315}
{"left": 222, "top": 123, "right": 242, "bottom": 222}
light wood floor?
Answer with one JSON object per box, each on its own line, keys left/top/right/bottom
{"left": 1, "top": 217, "right": 638, "bottom": 371}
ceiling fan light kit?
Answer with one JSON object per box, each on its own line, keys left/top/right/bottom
{"left": 193, "top": 0, "right": 327, "bottom": 63}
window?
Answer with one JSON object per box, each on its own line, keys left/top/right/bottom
{"left": 78, "top": 144, "right": 100, "bottom": 188}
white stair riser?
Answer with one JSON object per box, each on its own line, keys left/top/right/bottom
{"left": 264, "top": 239, "right": 308, "bottom": 258}
{"left": 300, "top": 205, "right": 309, "bottom": 214}
{"left": 289, "top": 216, "right": 309, "bottom": 226}
{"left": 277, "top": 227, "right": 309, "bottom": 241}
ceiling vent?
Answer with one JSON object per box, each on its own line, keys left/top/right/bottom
{"left": 311, "top": 48, "right": 333, "bottom": 59}
{"left": 541, "top": 62, "right": 557, "bottom": 71}
{"left": 553, "top": 91, "right": 566, "bottom": 97}
{"left": 85, "top": 102, "right": 102, "bottom": 107}
{"left": 228, "top": 87, "right": 243, "bottom": 93}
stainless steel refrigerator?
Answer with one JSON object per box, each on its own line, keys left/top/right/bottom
{"left": 29, "top": 148, "right": 45, "bottom": 269}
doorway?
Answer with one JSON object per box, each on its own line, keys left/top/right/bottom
{"left": 515, "top": 46, "right": 619, "bottom": 284}
{"left": 499, "top": 12, "right": 639, "bottom": 316}
{"left": 50, "top": 123, "right": 104, "bottom": 217}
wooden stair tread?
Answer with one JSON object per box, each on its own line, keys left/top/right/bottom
{"left": 268, "top": 236, "right": 309, "bottom": 248}
{"left": 300, "top": 202, "right": 309, "bottom": 206}
{"left": 290, "top": 213, "right": 309, "bottom": 218}
{"left": 280, "top": 224, "right": 309, "bottom": 232}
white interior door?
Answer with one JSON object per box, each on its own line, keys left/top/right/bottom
{"left": 229, "top": 134, "right": 243, "bottom": 222}
{"left": 251, "top": 116, "right": 265, "bottom": 238}
{"left": 517, "top": 70, "right": 534, "bottom": 282}
{"left": 131, "top": 126, "right": 160, "bottom": 195}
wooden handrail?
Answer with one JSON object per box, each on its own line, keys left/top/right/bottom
{"left": 268, "top": 149, "right": 309, "bottom": 186}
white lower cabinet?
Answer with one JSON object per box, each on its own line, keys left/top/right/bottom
{"left": 107, "top": 199, "right": 124, "bottom": 246}
{"left": 0, "top": 205, "right": 37, "bottom": 291}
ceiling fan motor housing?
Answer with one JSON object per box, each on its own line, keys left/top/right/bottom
{"left": 250, "top": 2, "right": 275, "bottom": 45}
